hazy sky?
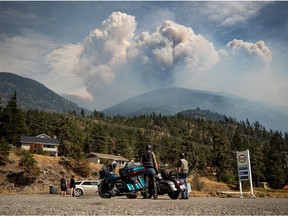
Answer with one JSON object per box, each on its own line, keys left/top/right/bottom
{"left": 0, "top": 1, "right": 287, "bottom": 111}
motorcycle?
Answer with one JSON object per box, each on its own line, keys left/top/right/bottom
{"left": 142, "top": 168, "right": 186, "bottom": 199}
{"left": 98, "top": 162, "right": 146, "bottom": 199}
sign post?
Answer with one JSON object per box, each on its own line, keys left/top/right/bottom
{"left": 236, "top": 150, "right": 256, "bottom": 198}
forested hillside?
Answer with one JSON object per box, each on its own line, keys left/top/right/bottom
{"left": 1, "top": 93, "right": 288, "bottom": 189}
{"left": 0, "top": 72, "right": 90, "bottom": 114}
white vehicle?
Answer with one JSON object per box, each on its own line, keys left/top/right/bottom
{"left": 74, "top": 180, "right": 100, "bottom": 197}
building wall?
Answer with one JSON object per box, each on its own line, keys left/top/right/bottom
{"left": 21, "top": 143, "right": 58, "bottom": 156}
{"left": 86, "top": 157, "right": 100, "bottom": 164}
{"left": 21, "top": 143, "right": 30, "bottom": 151}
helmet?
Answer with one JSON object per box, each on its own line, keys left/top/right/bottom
{"left": 109, "top": 161, "right": 117, "bottom": 171}
{"left": 179, "top": 152, "right": 185, "bottom": 158}
{"left": 146, "top": 145, "right": 152, "bottom": 150}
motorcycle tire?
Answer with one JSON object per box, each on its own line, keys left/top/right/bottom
{"left": 141, "top": 192, "right": 147, "bottom": 198}
{"left": 141, "top": 191, "right": 154, "bottom": 199}
{"left": 98, "top": 191, "right": 112, "bottom": 198}
{"left": 168, "top": 191, "right": 181, "bottom": 199}
{"left": 98, "top": 187, "right": 112, "bottom": 199}
{"left": 126, "top": 194, "right": 138, "bottom": 199}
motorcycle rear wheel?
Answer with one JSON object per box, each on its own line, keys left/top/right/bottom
{"left": 168, "top": 191, "right": 181, "bottom": 199}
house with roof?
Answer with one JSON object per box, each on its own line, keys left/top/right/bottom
{"left": 20, "top": 133, "right": 60, "bottom": 156}
{"left": 86, "top": 152, "right": 129, "bottom": 166}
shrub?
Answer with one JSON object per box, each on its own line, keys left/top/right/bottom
{"left": 0, "top": 137, "right": 11, "bottom": 166}
{"left": 192, "top": 173, "right": 205, "bottom": 191}
{"left": 19, "top": 151, "right": 40, "bottom": 177}
{"left": 7, "top": 171, "right": 36, "bottom": 186}
{"left": 73, "top": 162, "right": 91, "bottom": 177}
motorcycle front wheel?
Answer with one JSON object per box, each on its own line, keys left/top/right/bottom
{"left": 126, "top": 194, "right": 138, "bottom": 199}
{"left": 168, "top": 191, "right": 181, "bottom": 199}
{"left": 98, "top": 190, "right": 112, "bottom": 199}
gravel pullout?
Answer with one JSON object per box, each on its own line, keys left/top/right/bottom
{"left": 0, "top": 194, "right": 288, "bottom": 215}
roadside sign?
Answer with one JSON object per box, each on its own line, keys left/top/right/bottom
{"left": 236, "top": 150, "right": 256, "bottom": 199}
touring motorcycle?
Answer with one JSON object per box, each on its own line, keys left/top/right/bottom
{"left": 98, "top": 162, "right": 146, "bottom": 199}
{"left": 142, "top": 168, "right": 186, "bottom": 199}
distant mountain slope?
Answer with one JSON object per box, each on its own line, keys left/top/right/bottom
{"left": 177, "top": 108, "right": 229, "bottom": 122}
{"left": 102, "top": 87, "right": 288, "bottom": 132}
{"left": 0, "top": 72, "right": 90, "bottom": 114}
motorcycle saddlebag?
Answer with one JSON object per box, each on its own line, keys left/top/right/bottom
{"left": 115, "top": 180, "right": 135, "bottom": 192}
{"left": 158, "top": 179, "right": 178, "bottom": 192}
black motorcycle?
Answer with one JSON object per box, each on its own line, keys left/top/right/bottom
{"left": 98, "top": 162, "right": 146, "bottom": 199}
{"left": 142, "top": 169, "right": 186, "bottom": 199}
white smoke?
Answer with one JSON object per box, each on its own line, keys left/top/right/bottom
{"left": 69, "top": 13, "right": 219, "bottom": 97}
{"left": 201, "top": 2, "right": 269, "bottom": 26}
{"left": 44, "top": 11, "right": 275, "bottom": 109}
{"left": 128, "top": 20, "right": 219, "bottom": 84}
{"left": 227, "top": 39, "right": 272, "bottom": 64}
{"left": 74, "top": 12, "right": 136, "bottom": 88}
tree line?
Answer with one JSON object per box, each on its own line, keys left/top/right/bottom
{"left": 1, "top": 92, "right": 288, "bottom": 189}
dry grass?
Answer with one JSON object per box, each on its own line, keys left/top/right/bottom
{"left": 188, "top": 177, "right": 231, "bottom": 197}
{"left": 255, "top": 188, "right": 288, "bottom": 198}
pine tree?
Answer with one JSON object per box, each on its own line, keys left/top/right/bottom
{"left": 211, "top": 128, "right": 233, "bottom": 182}
{"left": 264, "top": 131, "right": 286, "bottom": 188}
{"left": 0, "top": 92, "right": 27, "bottom": 145}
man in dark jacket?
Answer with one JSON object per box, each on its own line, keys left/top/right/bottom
{"left": 177, "top": 152, "right": 189, "bottom": 199}
{"left": 141, "top": 145, "right": 159, "bottom": 199}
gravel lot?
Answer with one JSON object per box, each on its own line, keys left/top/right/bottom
{"left": 1, "top": 194, "right": 288, "bottom": 215}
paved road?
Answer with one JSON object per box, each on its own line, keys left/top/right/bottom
{"left": 0, "top": 194, "right": 287, "bottom": 215}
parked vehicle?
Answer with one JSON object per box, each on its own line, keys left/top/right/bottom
{"left": 74, "top": 180, "right": 100, "bottom": 197}
{"left": 142, "top": 169, "right": 186, "bottom": 199}
{"left": 98, "top": 162, "right": 146, "bottom": 199}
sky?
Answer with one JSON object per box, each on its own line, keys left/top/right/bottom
{"left": 0, "top": 1, "right": 288, "bottom": 111}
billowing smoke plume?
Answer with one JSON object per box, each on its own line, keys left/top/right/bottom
{"left": 74, "top": 12, "right": 136, "bottom": 88}
{"left": 73, "top": 12, "right": 219, "bottom": 91}
{"left": 128, "top": 20, "right": 219, "bottom": 85}
{"left": 227, "top": 39, "right": 272, "bottom": 64}
{"left": 46, "top": 11, "right": 273, "bottom": 109}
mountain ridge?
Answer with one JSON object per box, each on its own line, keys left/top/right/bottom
{"left": 0, "top": 72, "right": 90, "bottom": 114}
{"left": 102, "top": 87, "right": 288, "bottom": 132}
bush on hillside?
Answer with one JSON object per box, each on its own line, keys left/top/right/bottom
{"left": 59, "top": 156, "right": 91, "bottom": 177}
{"left": 7, "top": 171, "right": 36, "bottom": 186}
{"left": 0, "top": 137, "right": 11, "bottom": 166}
{"left": 7, "top": 151, "right": 40, "bottom": 186}
{"left": 73, "top": 161, "right": 91, "bottom": 177}
{"left": 191, "top": 173, "right": 205, "bottom": 191}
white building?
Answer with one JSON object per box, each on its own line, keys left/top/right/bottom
{"left": 20, "top": 133, "right": 59, "bottom": 156}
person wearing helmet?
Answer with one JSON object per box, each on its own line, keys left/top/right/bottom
{"left": 177, "top": 152, "right": 189, "bottom": 199}
{"left": 106, "top": 160, "right": 119, "bottom": 181}
{"left": 140, "top": 144, "right": 159, "bottom": 199}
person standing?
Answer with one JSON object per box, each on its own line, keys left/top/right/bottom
{"left": 140, "top": 144, "right": 159, "bottom": 199}
{"left": 177, "top": 152, "right": 189, "bottom": 199}
{"left": 60, "top": 174, "right": 67, "bottom": 197}
{"left": 70, "top": 175, "right": 76, "bottom": 197}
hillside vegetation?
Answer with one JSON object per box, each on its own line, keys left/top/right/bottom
{"left": 1, "top": 92, "right": 288, "bottom": 194}
{"left": 0, "top": 72, "right": 89, "bottom": 114}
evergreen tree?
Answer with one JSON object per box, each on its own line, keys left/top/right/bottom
{"left": 249, "top": 138, "right": 265, "bottom": 187}
{"left": 90, "top": 124, "right": 108, "bottom": 153}
{"left": 264, "top": 131, "right": 286, "bottom": 188}
{"left": 211, "top": 128, "right": 233, "bottom": 182}
{"left": 0, "top": 92, "right": 27, "bottom": 145}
